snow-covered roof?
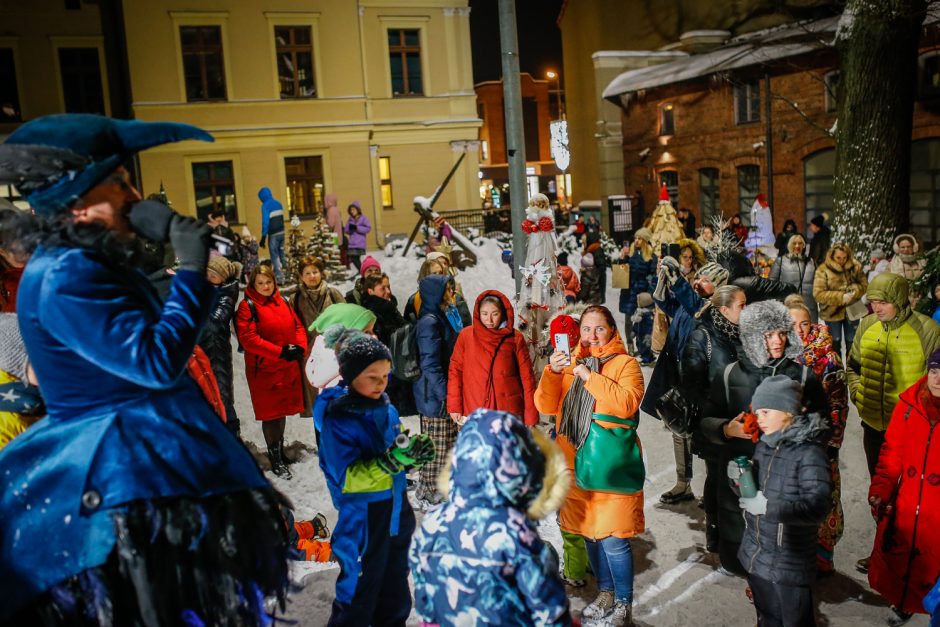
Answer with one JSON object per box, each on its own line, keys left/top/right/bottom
{"left": 603, "top": 15, "right": 840, "bottom": 104}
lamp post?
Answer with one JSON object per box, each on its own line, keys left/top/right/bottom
{"left": 546, "top": 70, "right": 563, "bottom": 120}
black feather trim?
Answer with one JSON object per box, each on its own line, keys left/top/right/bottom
{"left": 0, "top": 144, "right": 91, "bottom": 191}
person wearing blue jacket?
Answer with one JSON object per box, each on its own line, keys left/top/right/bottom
{"left": 258, "top": 186, "right": 286, "bottom": 281}
{"left": 413, "top": 273, "right": 460, "bottom": 508}
{"left": 0, "top": 114, "right": 289, "bottom": 625}
{"left": 315, "top": 331, "right": 434, "bottom": 626}
{"left": 411, "top": 408, "right": 573, "bottom": 626}
{"left": 618, "top": 227, "right": 658, "bottom": 351}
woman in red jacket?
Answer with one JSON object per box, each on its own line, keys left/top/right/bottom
{"left": 236, "top": 265, "right": 307, "bottom": 479}
{"left": 868, "top": 347, "right": 940, "bottom": 624}
{"left": 447, "top": 290, "right": 537, "bottom": 426}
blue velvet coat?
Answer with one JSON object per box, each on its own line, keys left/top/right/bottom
{"left": 0, "top": 246, "right": 268, "bottom": 620}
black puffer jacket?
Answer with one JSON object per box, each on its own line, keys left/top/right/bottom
{"left": 198, "top": 279, "right": 239, "bottom": 408}
{"left": 738, "top": 413, "right": 831, "bottom": 586}
{"left": 680, "top": 308, "right": 741, "bottom": 458}
{"left": 700, "top": 354, "right": 828, "bottom": 533}
{"left": 360, "top": 293, "right": 407, "bottom": 347}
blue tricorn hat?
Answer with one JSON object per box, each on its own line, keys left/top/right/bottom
{"left": 0, "top": 114, "right": 213, "bottom": 216}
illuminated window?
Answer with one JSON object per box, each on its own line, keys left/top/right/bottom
{"left": 285, "top": 156, "right": 325, "bottom": 216}
{"left": 659, "top": 103, "right": 675, "bottom": 135}
{"left": 379, "top": 156, "right": 393, "bottom": 209}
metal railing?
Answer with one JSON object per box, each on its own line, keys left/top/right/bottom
{"left": 436, "top": 204, "right": 569, "bottom": 235}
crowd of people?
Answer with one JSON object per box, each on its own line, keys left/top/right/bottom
{"left": 0, "top": 112, "right": 938, "bottom": 627}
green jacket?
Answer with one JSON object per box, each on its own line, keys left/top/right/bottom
{"left": 847, "top": 273, "right": 940, "bottom": 431}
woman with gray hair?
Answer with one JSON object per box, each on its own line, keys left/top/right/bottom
{"left": 680, "top": 285, "right": 745, "bottom": 551}
{"left": 769, "top": 233, "right": 818, "bottom": 321}
{"left": 700, "top": 299, "right": 829, "bottom": 576}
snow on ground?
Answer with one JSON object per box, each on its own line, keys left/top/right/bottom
{"left": 237, "top": 242, "right": 926, "bottom": 626}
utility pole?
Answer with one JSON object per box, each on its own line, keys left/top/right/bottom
{"left": 498, "top": 0, "right": 527, "bottom": 295}
{"left": 764, "top": 72, "right": 775, "bottom": 221}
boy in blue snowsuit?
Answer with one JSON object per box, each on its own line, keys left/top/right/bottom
{"left": 315, "top": 331, "right": 435, "bottom": 626}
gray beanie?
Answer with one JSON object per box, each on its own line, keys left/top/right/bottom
{"left": 0, "top": 314, "right": 29, "bottom": 381}
{"left": 696, "top": 262, "right": 730, "bottom": 288}
{"left": 751, "top": 375, "right": 803, "bottom": 415}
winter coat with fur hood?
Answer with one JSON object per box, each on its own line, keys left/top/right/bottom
{"left": 701, "top": 301, "right": 829, "bottom": 544}
{"left": 410, "top": 409, "right": 573, "bottom": 627}
{"left": 868, "top": 377, "right": 940, "bottom": 615}
{"left": 738, "top": 413, "right": 831, "bottom": 587}
{"left": 447, "top": 291, "right": 538, "bottom": 425}
{"left": 768, "top": 239, "right": 818, "bottom": 320}
{"left": 813, "top": 246, "right": 867, "bottom": 321}
{"left": 888, "top": 234, "right": 926, "bottom": 281}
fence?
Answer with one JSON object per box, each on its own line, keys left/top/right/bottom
{"left": 437, "top": 204, "right": 569, "bottom": 235}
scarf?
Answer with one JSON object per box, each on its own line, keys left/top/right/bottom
{"left": 559, "top": 353, "right": 616, "bottom": 449}
{"left": 709, "top": 306, "right": 740, "bottom": 343}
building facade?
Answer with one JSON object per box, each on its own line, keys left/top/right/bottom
{"left": 602, "top": 17, "right": 940, "bottom": 246}
{"left": 0, "top": 0, "right": 481, "bottom": 245}
{"left": 475, "top": 73, "right": 570, "bottom": 209}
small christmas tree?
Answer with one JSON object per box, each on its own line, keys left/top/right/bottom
{"left": 308, "top": 213, "right": 346, "bottom": 282}
{"left": 648, "top": 182, "right": 684, "bottom": 253}
{"left": 284, "top": 215, "right": 307, "bottom": 286}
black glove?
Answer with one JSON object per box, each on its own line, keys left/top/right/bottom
{"left": 280, "top": 344, "right": 304, "bottom": 362}
{"left": 376, "top": 433, "right": 436, "bottom": 475}
{"left": 169, "top": 214, "right": 212, "bottom": 272}
{"left": 259, "top": 235, "right": 267, "bottom": 248}
{"left": 348, "top": 224, "right": 357, "bottom": 233}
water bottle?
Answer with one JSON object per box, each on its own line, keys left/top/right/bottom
{"left": 735, "top": 456, "right": 758, "bottom": 499}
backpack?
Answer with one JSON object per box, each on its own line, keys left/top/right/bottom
{"left": 236, "top": 298, "right": 259, "bottom": 354}
{"left": 389, "top": 322, "right": 421, "bottom": 382}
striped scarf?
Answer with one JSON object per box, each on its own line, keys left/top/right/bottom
{"left": 559, "top": 354, "right": 616, "bottom": 449}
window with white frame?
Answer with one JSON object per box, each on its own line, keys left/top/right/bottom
{"left": 734, "top": 80, "right": 760, "bottom": 124}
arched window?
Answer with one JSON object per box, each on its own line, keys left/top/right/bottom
{"left": 910, "top": 138, "right": 940, "bottom": 247}
{"left": 659, "top": 170, "right": 678, "bottom": 206}
{"left": 736, "top": 164, "right": 759, "bottom": 225}
{"left": 803, "top": 149, "right": 835, "bottom": 233}
{"left": 698, "top": 168, "right": 720, "bottom": 223}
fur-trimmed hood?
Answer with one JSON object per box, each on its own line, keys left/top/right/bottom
{"left": 761, "top": 412, "right": 827, "bottom": 447}
{"left": 739, "top": 299, "right": 802, "bottom": 367}
{"left": 677, "top": 238, "right": 707, "bottom": 268}
{"left": 437, "top": 409, "right": 569, "bottom": 519}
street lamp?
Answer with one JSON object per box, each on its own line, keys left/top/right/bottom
{"left": 546, "top": 70, "right": 564, "bottom": 120}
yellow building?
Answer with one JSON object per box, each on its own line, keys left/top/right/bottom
{"left": 0, "top": 0, "right": 481, "bottom": 246}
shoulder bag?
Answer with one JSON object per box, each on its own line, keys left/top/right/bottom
{"left": 655, "top": 331, "right": 710, "bottom": 437}
{"left": 575, "top": 413, "right": 645, "bottom": 494}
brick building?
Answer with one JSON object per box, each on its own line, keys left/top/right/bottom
{"left": 475, "top": 73, "right": 570, "bottom": 208}
{"left": 602, "top": 16, "right": 940, "bottom": 247}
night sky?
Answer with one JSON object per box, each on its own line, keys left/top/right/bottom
{"left": 469, "top": 0, "right": 565, "bottom": 85}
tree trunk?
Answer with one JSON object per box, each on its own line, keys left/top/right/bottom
{"left": 832, "top": 0, "right": 927, "bottom": 260}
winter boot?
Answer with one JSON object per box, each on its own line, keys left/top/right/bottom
{"left": 268, "top": 441, "right": 293, "bottom": 480}
{"left": 582, "top": 591, "right": 615, "bottom": 621}
{"left": 661, "top": 435, "right": 695, "bottom": 504}
{"left": 608, "top": 602, "right": 633, "bottom": 627}
{"left": 886, "top": 606, "right": 913, "bottom": 626}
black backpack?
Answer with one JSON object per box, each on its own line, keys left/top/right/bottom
{"left": 389, "top": 322, "right": 421, "bottom": 382}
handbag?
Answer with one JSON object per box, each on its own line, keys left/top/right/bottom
{"left": 651, "top": 308, "right": 670, "bottom": 353}
{"left": 575, "top": 413, "right": 645, "bottom": 494}
{"left": 654, "top": 331, "right": 709, "bottom": 437}
{"left": 845, "top": 299, "right": 869, "bottom": 321}
{"left": 612, "top": 263, "right": 631, "bottom": 289}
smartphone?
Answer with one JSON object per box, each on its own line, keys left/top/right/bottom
{"left": 554, "top": 333, "right": 571, "bottom": 366}
{"left": 668, "top": 243, "right": 682, "bottom": 259}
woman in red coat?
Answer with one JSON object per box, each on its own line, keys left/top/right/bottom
{"left": 236, "top": 265, "right": 306, "bottom": 479}
{"left": 447, "top": 290, "right": 538, "bottom": 426}
{"left": 868, "top": 348, "right": 940, "bottom": 624}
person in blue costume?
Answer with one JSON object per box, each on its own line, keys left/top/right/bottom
{"left": 258, "top": 186, "right": 286, "bottom": 282}
{"left": 315, "top": 329, "right": 435, "bottom": 626}
{"left": 410, "top": 408, "right": 573, "bottom": 627}
{"left": 0, "top": 114, "right": 289, "bottom": 626}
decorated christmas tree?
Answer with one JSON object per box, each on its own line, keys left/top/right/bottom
{"left": 516, "top": 193, "right": 566, "bottom": 373}
{"left": 308, "top": 213, "right": 346, "bottom": 282}
{"left": 647, "top": 182, "right": 684, "bottom": 253}
{"left": 283, "top": 215, "right": 307, "bottom": 286}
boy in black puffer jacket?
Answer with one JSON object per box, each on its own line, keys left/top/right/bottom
{"left": 738, "top": 375, "right": 831, "bottom": 627}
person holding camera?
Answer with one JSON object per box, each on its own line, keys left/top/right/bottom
{"left": 236, "top": 264, "right": 307, "bottom": 479}
{"left": 0, "top": 114, "right": 290, "bottom": 625}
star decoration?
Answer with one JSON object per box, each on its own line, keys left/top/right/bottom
{"left": 0, "top": 388, "right": 20, "bottom": 403}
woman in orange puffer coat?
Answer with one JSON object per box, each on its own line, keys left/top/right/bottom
{"left": 447, "top": 290, "right": 538, "bottom": 425}
{"left": 535, "top": 305, "right": 645, "bottom": 626}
